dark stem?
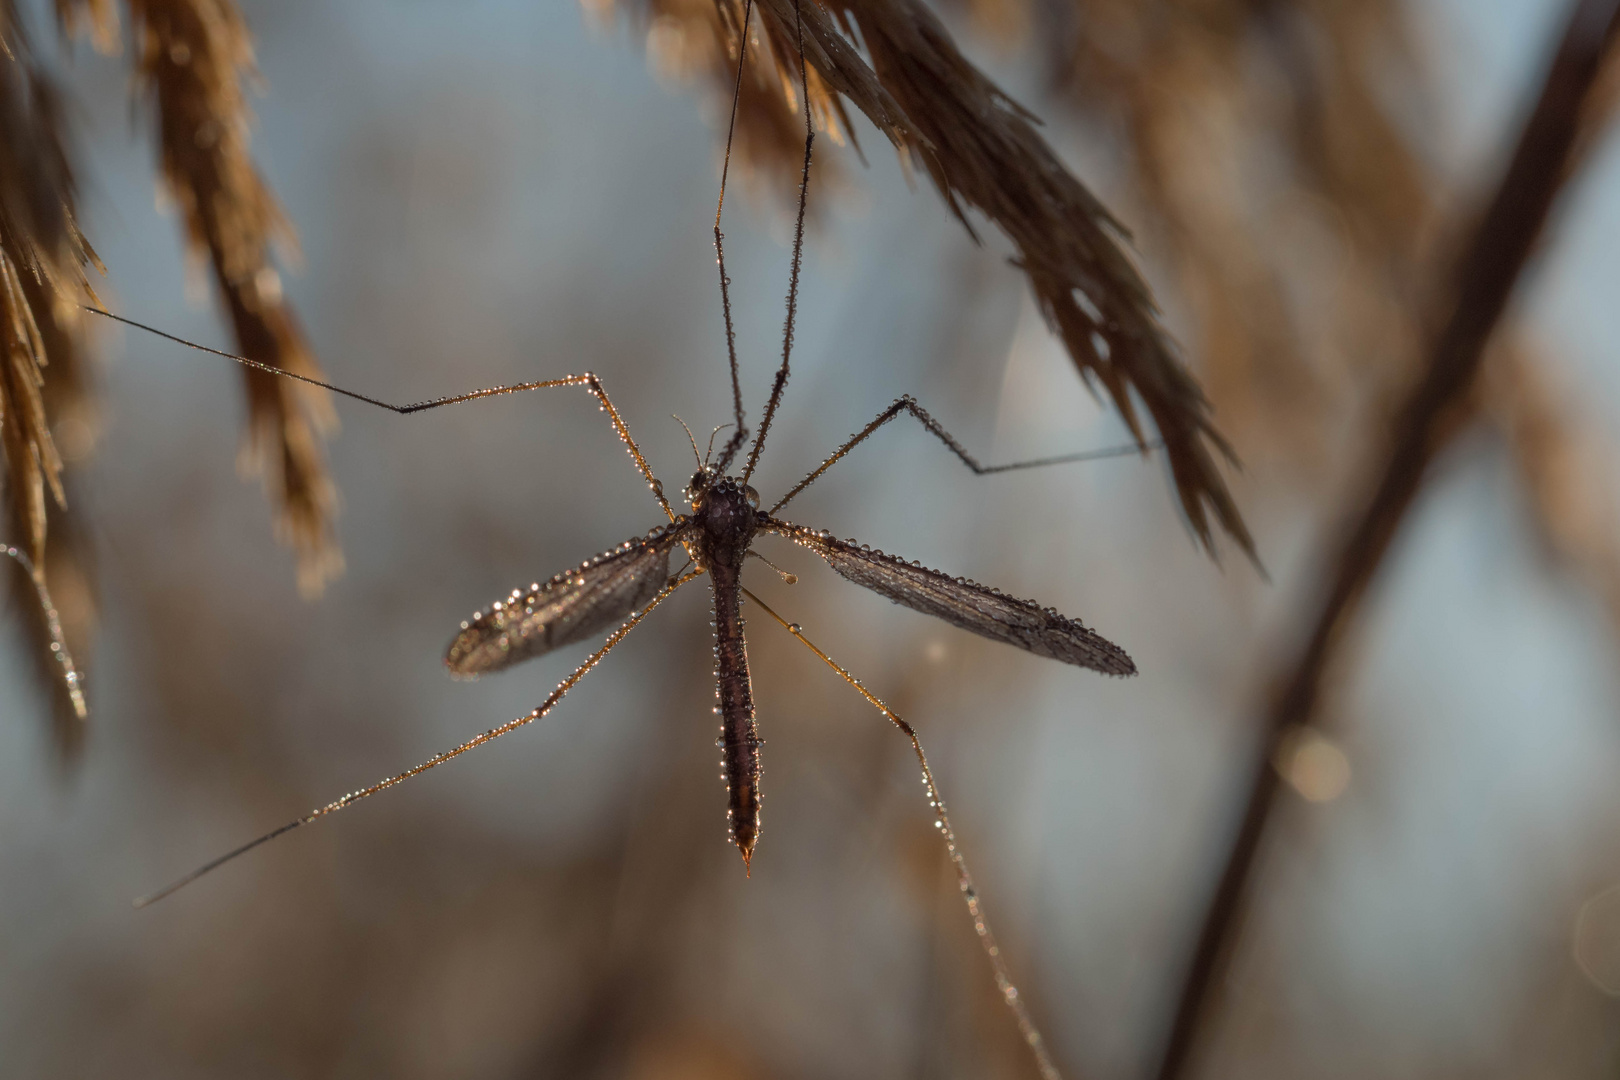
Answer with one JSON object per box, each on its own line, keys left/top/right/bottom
{"left": 1152, "top": 4, "right": 1620, "bottom": 1078}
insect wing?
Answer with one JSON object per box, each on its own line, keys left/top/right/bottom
{"left": 446, "top": 520, "right": 691, "bottom": 676}
{"left": 772, "top": 522, "right": 1136, "bottom": 675}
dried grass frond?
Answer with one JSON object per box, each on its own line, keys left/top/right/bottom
{"left": 1034, "top": 0, "right": 1434, "bottom": 477}
{"left": 125, "top": 0, "right": 342, "bottom": 595}
{"left": 0, "top": 0, "right": 100, "bottom": 735}
{"left": 618, "top": 0, "right": 852, "bottom": 195}
{"left": 0, "top": 27, "right": 93, "bottom": 495}
{"left": 607, "top": 0, "right": 1254, "bottom": 560}
{"left": 54, "top": 0, "right": 120, "bottom": 54}
{"left": 0, "top": 250, "right": 64, "bottom": 567}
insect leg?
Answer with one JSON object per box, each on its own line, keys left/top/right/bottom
{"left": 736, "top": 0, "right": 816, "bottom": 483}
{"left": 87, "top": 307, "right": 677, "bottom": 521}
{"left": 740, "top": 586, "right": 1064, "bottom": 1080}
{"left": 710, "top": 0, "right": 758, "bottom": 473}
{"left": 133, "top": 568, "right": 704, "bottom": 908}
{"left": 769, "top": 394, "right": 1158, "bottom": 514}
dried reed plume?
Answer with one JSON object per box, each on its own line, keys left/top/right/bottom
{"left": 125, "top": 0, "right": 341, "bottom": 596}
{"left": 607, "top": 0, "right": 1256, "bottom": 560}
{"left": 0, "top": 0, "right": 103, "bottom": 742}
{"left": 2, "top": 0, "right": 335, "bottom": 733}
{"left": 1038, "top": 0, "right": 1433, "bottom": 477}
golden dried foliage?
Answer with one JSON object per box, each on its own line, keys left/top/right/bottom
{"left": 3, "top": 0, "right": 342, "bottom": 731}
{"left": 1031, "top": 0, "right": 1620, "bottom": 650}
{"left": 125, "top": 0, "right": 342, "bottom": 595}
{"left": 54, "top": 0, "right": 119, "bottom": 54}
{"left": 605, "top": 0, "right": 1256, "bottom": 560}
{"left": 0, "top": 0, "right": 101, "bottom": 739}
{"left": 1032, "top": 0, "right": 1433, "bottom": 476}
{"left": 627, "top": 0, "right": 853, "bottom": 192}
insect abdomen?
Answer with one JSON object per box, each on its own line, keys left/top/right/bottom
{"left": 708, "top": 560, "right": 761, "bottom": 866}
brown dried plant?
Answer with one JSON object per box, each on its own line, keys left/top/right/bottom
{"left": 1029, "top": 0, "right": 1434, "bottom": 479}
{"left": 1031, "top": 2, "right": 1619, "bottom": 629}
{"left": 2, "top": 0, "right": 336, "bottom": 736}
{"left": 124, "top": 0, "right": 341, "bottom": 596}
{"left": 0, "top": 0, "right": 103, "bottom": 741}
{"left": 605, "top": 0, "right": 1256, "bottom": 560}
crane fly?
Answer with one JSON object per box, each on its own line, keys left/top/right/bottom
{"left": 105, "top": 1, "right": 1146, "bottom": 1075}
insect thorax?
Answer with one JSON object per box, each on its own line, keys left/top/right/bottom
{"left": 690, "top": 476, "right": 761, "bottom": 567}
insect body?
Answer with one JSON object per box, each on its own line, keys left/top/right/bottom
{"left": 443, "top": 458, "right": 1134, "bottom": 868}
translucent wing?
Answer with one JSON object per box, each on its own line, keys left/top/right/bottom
{"left": 446, "top": 520, "right": 692, "bottom": 676}
{"left": 768, "top": 521, "right": 1136, "bottom": 676}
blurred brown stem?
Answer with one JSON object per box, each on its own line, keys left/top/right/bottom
{"left": 1151, "top": 3, "right": 1620, "bottom": 1078}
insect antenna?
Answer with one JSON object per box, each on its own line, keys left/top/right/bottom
{"left": 741, "top": 587, "right": 1063, "bottom": 1080}
{"left": 738, "top": 0, "right": 815, "bottom": 485}
{"left": 2, "top": 544, "right": 87, "bottom": 721}
{"left": 709, "top": 0, "right": 757, "bottom": 474}
{"left": 85, "top": 306, "right": 678, "bottom": 522}
{"left": 704, "top": 423, "right": 732, "bottom": 468}
{"left": 133, "top": 570, "right": 702, "bottom": 908}
{"left": 674, "top": 415, "right": 704, "bottom": 470}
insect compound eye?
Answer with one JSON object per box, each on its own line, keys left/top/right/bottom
{"left": 686, "top": 469, "right": 710, "bottom": 508}
{"left": 744, "top": 485, "right": 761, "bottom": 510}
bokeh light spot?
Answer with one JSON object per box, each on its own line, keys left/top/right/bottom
{"left": 1574, "top": 884, "right": 1620, "bottom": 996}
{"left": 1275, "top": 726, "right": 1351, "bottom": 803}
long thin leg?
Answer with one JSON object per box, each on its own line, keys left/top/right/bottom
{"left": 741, "top": 587, "right": 1064, "bottom": 1080}
{"left": 134, "top": 569, "right": 704, "bottom": 908}
{"left": 736, "top": 0, "right": 816, "bottom": 483}
{"left": 2, "top": 544, "right": 86, "bottom": 720}
{"left": 770, "top": 394, "right": 1158, "bottom": 514}
{"left": 710, "top": 0, "right": 757, "bottom": 473}
{"left": 87, "top": 307, "right": 676, "bottom": 522}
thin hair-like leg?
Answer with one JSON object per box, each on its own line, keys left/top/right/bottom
{"left": 87, "top": 307, "right": 677, "bottom": 522}
{"left": 741, "top": 587, "right": 1064, "bottom": 1080}
{"left": 738, "top": 0, "right": 815, "bottom": 484}
{"left": 134, "top": 569, "right": 704, "bottom": 908}
{"left": 2, "top": 544, "right": 86, "bottom": 720}
{"left": 710, "top": 0, "right": 757, "bottom": 473}
{"left": 771, "top": 394, "right": 1159, "bottom": 514}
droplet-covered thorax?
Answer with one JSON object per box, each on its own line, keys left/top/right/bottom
{"left": 690, "top": 475, "right": 760, "bottom": 564}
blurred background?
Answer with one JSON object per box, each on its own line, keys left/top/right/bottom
{"left": 2, "top": 0, "right": 1619, "bottom": 1077}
